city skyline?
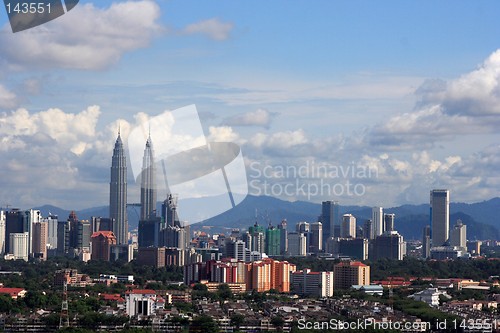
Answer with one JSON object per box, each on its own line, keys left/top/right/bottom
{"left": 0, "top": 2, "right": 500, "bottom": 210}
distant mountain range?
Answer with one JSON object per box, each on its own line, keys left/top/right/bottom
{"left": 34, "top": 195, "right": 500, "bottom": 240}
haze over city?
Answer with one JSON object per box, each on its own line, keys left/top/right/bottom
{"left": 1, "top": 1, "right": 500, "bottom": 211}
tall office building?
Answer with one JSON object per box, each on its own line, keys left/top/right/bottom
{"left": 309, "top": 222, "right": 323, "bottom": 253}
{"left": 370, "top": 231, "right": 406, "bottom": 261}
{"left": 288, "top": 232, "right": 307, "bottom": 256}
{"left": 32, "top": 221, "right": 48, "bottom": 260}
{"left": 91, "top": 217, "right": 113, "bottom": 233}
{"left": 5, "top": 209, "right": 26, "bottom": 254}
{"left": 109, "top": 131, "right": 128, "bottom": 245}
{"left": 57, "top": 219, "right": 70, "bottom": 256}
{"left": 430, "top": 189, "right": 449, "bottom": 247}
{"left": 278, "top": 219, "right": 288, "bottom": 255}
{"left": 363, "top": 219, "right": 374, "bottom": 240}
{"left": 329, "top": 238, "right": 369, "bottom": 260}
{"left": 44, "top": 214, "right": 58, "bottom": 251}
{"left": 226, "top": 240, "right": 247, "bottom": 262}
{"left": 372, "top": 207, "right": 384, "bottom": 237}
{"left": 0, "top": 211, "right": 5, "bottom": 254}
{"left": 422, "top": 225, "right": 431, "bottom": 259}
{"left": 321, "top": 201, "right": 339, "bottom": 241}
{"left": 341, "top": 214, "right": 356, "bottom": 238}
{"left": 384, "top": 213, "right": 395, "bottom": 233}
{"left": 450, "top": 219, "right": 466, "bottom": 250}
{"left": 25, "top": 209, "right": 41, "bottom": 255}
{"left": 138, "top": 217, "right": 161, "bottom": 247}
{"left": 140, "top": 134, "right": 157, "bottom": 221}
{"left": 248, "top": 223, "right": 265, "bottom": 254}
{"left": 162, "top": 194, "right": 179, "bottom": 227}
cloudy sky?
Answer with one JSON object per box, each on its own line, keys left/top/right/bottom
{"left": 1, "top": 0, "right": 500, "bottom": 211}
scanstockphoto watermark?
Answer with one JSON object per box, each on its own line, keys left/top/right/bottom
{"left": 249, "top": 161, "right": 378, "bottom": 200}
{"left": 297, "top": 318, "right": 431, "bottom": 331}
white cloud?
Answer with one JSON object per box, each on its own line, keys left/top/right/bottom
{"left": 182, "top": 18, "right": 233, "bottom": 41}
{"left": 223, "top": 108, "right": 275, "bottom": 128}
{"left": 0, "top": 0, "right": 162, "bottom": 70}
{"left": 0, "top": 84, "right": 17, "bottom": 109}
{"left": 208, "top": 126, "right": 240, "bottom": 142}
{"left": 369, "top": 49, "right": 500, "bottom": 150}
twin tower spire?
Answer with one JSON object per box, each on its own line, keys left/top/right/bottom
{"left": 109, "top": 130, "right": 157, "bottom": 245}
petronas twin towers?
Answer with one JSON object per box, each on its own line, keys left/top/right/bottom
{"left": 109, "top": 131, "right": 157, "bottom": 245}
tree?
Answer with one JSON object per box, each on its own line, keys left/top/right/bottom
{"left": 190, "top": 315, "right": 218, "bottom": 333}
{"left": 217, "top": 284, "right": 233, "bottom": 301}
{"left": 230, "top": 313, "right": 245, "bottom": 330}
{"left": 271, "top": 316, "right": 285, "bottom": 330}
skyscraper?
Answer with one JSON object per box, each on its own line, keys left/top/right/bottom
{"left": 430, "top": 189, "right": 449, "bottom": 247}
{"left": 341, "top": 214, "right": 356, "bottom": 238}
{"left": 265, "top": 225, "right": 280, "bottom": 256}
{"left": 309, "top": 222, "right": 323, "bottom": 253}
{"left": 321, "top": 200, "right": 339, "bottom": 241}
{"left": 278, "top": 219, "right": 288, "bottom": 255}
{"left": 162, "top": 194, "right": 179, "bottom": 227}
{"left": 363, "top": 219, "right": 374, "bottom": 240}
{"left": 0, "top": 211, "right": 5, "bottom": 255}
{"left": 422, "top": 225, "right": 431, "bottom": 259}
{"left": 372, "top": 207, "right": 384, "bottom": 237}
{"left": 140, "top": 134, "right": 157, "bottom": 221}
{"left": 5, "top": 209, "right": 26, "bottom": 254}
{"left": 109, "top": 131, "right": 128, "bottom": 245}
{"left": 384, "top": 213, "right": 395, "bottom": 233}
{"left": 450, "top": 219, "right": 466, "bottom": 250}
{"left": 288, "top": 232, "right": 307, "bottom": 256}
{"left": 32, "top": 221, "right": 48, "bottom": 260}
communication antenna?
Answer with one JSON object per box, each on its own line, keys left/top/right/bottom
{"left": 59, "top": 280, "right": 69, "bottom": 328}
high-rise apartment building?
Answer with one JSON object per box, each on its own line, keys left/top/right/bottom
{"left": 341, "top": 214, "right": 356, "bottom": 238}
{"left": 140, "top": 134, "right": 157, "bottom": 221}
{"left": 372, "top": 207, "right": 384, "bottom": 237}
{"left": 291, "top": 269, "right": 334, "bottom": 297}
{"left": 334, "top": 261, "right": 370, "bottom": 290}
{"left": 265, "top": 225, "right": 280, "bottom": 256}
{"left": 109, "top": 131, "right": 128, "bottom": 245}
{"left": 430, "top": 189, "right": 449, "bottom": 247}
{"left": 9, "top": 232, "right": 29, "bottom": 261}
{"left": 90, "top": 231, "right": 117, "bottom": 261}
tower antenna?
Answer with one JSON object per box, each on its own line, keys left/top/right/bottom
{"left": 59, "top": 280, "right": 69, "bottom": 328}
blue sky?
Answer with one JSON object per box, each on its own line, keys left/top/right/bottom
{"left": 1, "top": 1, "right": 500, "bottom": 211}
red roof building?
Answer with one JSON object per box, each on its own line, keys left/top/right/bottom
{"left": 91, "top": 231, "right": 117, "bottom": 261}
{"left": 0, "top": 287, "right": 27, "bottom": 299}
